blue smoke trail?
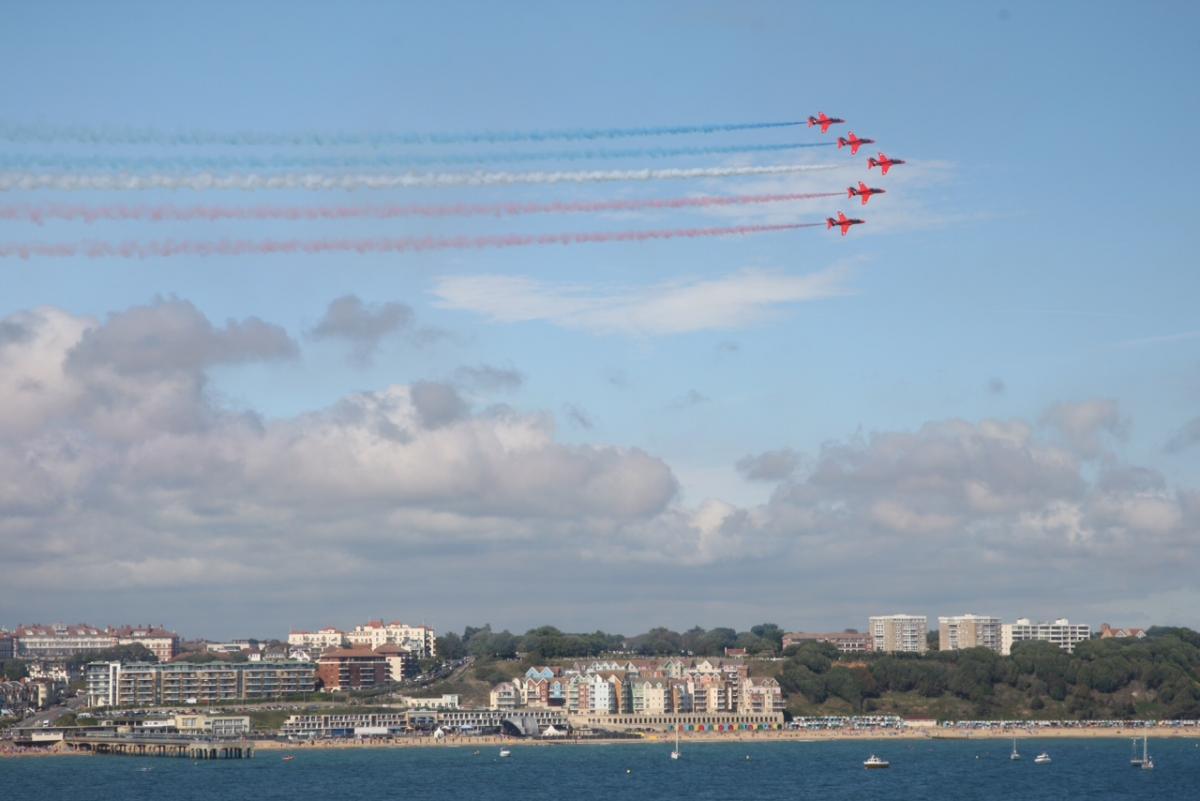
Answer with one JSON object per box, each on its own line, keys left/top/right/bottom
{"left": 0, "top": 142, "right": 833, "bottom": 171}
{"left": 0, "top": 121, "right": 803, "bottom": 147}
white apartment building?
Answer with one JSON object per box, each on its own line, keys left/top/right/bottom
{"left": 287, "top": 628, "right": 347, "bottom": 651}
{"left": 938, "top": 614, "right": 1002, "bottom": 653}
{"left": 869, "top": 615, "right": 928, "bottom": 654}
{"left": 346, "top": 621, "right": 436, "bottom": 658}
{"left": 1001, "top": 618, "right": 1091, "bottom": 655}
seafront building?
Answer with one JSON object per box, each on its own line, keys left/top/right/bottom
{"left": 869, "top": 614, "right": 928, "bottom": 654}
{"left": 85, "top": 661, "right": 315, "bottom": 707}
{"left": 1001, "top": 618, "right": 1091, "bottom": 655}
{"left": 938, "top": 614, "right": 1002, "bottom": 653}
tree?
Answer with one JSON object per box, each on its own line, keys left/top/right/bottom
{"left": 749, "top": 624, "right": 784, "bottom": 653}
{"left": 437, "top": 632, "right": 467, "bottom": 661}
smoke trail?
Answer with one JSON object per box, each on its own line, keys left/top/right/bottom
{"left": 0, "top": 193, "right": 844, "bottom": 225}
{"left": 0, "top": 142, "right": 834, "bottom": 172}
{"left": 0, "top": 164, "right": 839, "bottom": 191}
{"left": 0, "top": 223, "right": 821, "bottom": 259}
{"left": 0, "top": 121, "right": 804, "bottom": 147}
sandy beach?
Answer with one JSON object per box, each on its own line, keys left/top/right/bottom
{"left": 5, "top": 725, "right": 1197, "bottom": 759}
{"left": 248, "top": 725, "right": 1200, "bottom": 752}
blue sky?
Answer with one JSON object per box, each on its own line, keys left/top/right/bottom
{"left": 1, "top": 1, "right": 1197, "bottom": 638}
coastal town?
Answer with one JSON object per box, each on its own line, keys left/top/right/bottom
{"left": 3, "top": 613, "right": 1196, "bottom": 758}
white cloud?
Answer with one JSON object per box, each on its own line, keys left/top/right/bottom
{"left": 431, "top": 264, "right": 853, "bottom": 335}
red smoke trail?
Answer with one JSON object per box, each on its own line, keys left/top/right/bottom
{"left": 0, "top": 194, "right": 843, "bottom": 225}
{"left": 0, "top": 223, "right": 821, "bottom": 259}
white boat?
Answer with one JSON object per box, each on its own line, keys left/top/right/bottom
{"left": 1034, "top": 752, "right": 1051, "bottom": 764}
{"left": 670, "top": 727, "right": 680, "bottom": 760}
{"left": 1130, "top": 737, "right": 1144, "bottom": 767}
{"left": 1140, "top": 736, "right": 1154, "bottom": 771}
{"left": 1010, "top": 736, "right": 1021, "bottom": 761}
{"left": 498, "top": 748, "right": 511, "bottom": 758}
{"left": 863, "top": 754, "right": 890, "bottom": 769}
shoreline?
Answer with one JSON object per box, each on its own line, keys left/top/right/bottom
{"left": 4, "top": 725, "right": 1197, "bottom": 759}
{"left": 249, "top": 726, "right": 1200, "bottom": 751}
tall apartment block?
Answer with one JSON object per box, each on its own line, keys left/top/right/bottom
{"left": 938, "top": 614, "right": 1002, "bottom": 653}
{"left": 868, "top": 614, "right": 928, "bottom": 654}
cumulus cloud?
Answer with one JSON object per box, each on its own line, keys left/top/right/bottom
{"left": 1042, "top": 399, "right": 1127, "bottom": 458}
{"left": 1165, "top": 417, "right": 1200, "bottom": 454}
{"left": 563, "top": 403, "right": 595, "bottom": 430}
{"left": 736, "top": 448, "right": 801, "bottom": 482}
{"left": 67, "top": 297, "right": 297, "bottom": 375}
{"left": 2, "top": 299, "right": 1197, "bottom": 633}
{"left": 431, "top": 265, "right": 852, "bottom": 336}
{"left": 0, "top": 302, "right": 680, "bottom": 608}
{"left": 453, "top": 364, "right": 524, "bottom": 392}
{"left": 668, "top": 389, "right": 709, "bottom": 410}
{"left": 310, "top": 294, "right": 447, "bottom": 364}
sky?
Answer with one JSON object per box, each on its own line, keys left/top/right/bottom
{"left": 1, "top": 1, "right": 1197, "bottom": 640}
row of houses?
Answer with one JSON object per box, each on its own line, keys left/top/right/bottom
{"left": 287, "top": 620, "right": 436, "bottom": 658}
{"left": 489, "top": 659, "right": 783, "bottom": 716}
{"left": 0, "top": 677, "right": 65, "bottom": 717}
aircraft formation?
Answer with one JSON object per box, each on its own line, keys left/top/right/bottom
{"left": 808, "top": 111, "right": 904, "bottom": 235}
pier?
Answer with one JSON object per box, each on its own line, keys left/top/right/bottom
{"left": 64, "top": 733, "right": 254, "bottom": 759}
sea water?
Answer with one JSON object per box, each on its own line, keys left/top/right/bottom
{"left": 3, "top": 738, "right": 1196, "bottom": 800}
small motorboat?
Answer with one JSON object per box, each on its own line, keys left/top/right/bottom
{"left": 282, "top": 755, "right": 295, "bottom": 762}
{"left": 863, "top": 754, "right": 890, "bottom": 769}
{"left": 1034, "top": 752, "right": 1051, "bottom": 764}
{"left": 499, "top": 748, "right": 511, "bottom": 758}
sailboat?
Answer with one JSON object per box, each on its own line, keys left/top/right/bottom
{"left": 1130, "top": 737, "right": 1144, "bottom": 767}
{"left": 1010, "top": 736, "right": 1021, "bottom": 761}
{"left": 1140, "top": 736, "right": 1154, "bottom": 771}
{"left": 670, "top": 727, "right": 681, "bottom": 760}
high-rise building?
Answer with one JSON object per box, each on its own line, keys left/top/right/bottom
{"left": 1001, "top": 618, "right": 1091, "bottom": 655}
{"left": 868, "top": 614, "right": 928, "bottom": 654}
{"left": 938, "top": 614, "right": 1002, "bottom": 653}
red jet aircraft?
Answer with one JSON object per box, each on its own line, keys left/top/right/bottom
{"left": 847, "top": 181, "right": 886, "bottom": 206}
{"left": 807, "top": 112, "right": 845, "bottom": 133}
{"left": 867, "top": 152, "right": 906, "bottom": 175}
{"left": 826, "top": 211, "right": 865, "bottom": 236}
{"left": 836, "top": 131, "right": 875, "bottom": 156}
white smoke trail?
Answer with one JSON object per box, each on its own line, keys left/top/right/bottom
{"left": 0, "top": 164, "right": 839, "bottom": 191}
{"left": 0, "top": 120, "right": 803, "bottom": 146}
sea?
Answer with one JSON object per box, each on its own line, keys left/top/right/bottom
{"left": 3, "top": 739, "right": 1197, "bottom": 800}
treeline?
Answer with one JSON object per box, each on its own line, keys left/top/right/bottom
{"left": 65, "top": 643, "right": 157, "bottom": 668}
{"left": 436, "top": 623, "right": 787, "bottom": 662}
{"left": 779, "top": 627, "right": 1200, "bottom": 720}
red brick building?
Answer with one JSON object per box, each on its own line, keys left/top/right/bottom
{"left": 316, "top": 648, "right": 388, "bottom": 691}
